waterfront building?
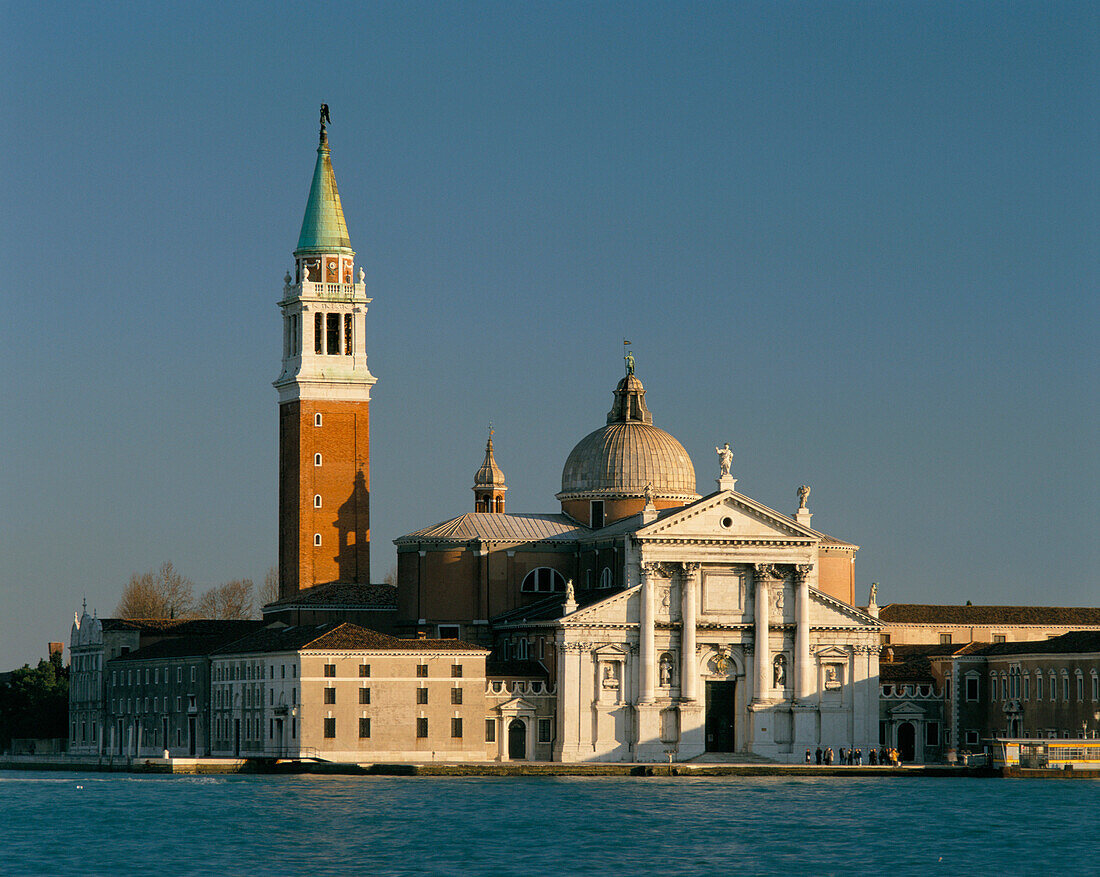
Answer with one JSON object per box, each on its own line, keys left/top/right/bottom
{"left": 102, "top": 621, "right": 261, "bottom": 757}
{"left": 68, "top": 608, "right": 259, "bottom": 755}
{"left": 395, "top": 369, "right": 881, "bottom": 762}
{"left": 208, "top": 623, "right": 489, "bottom": 762}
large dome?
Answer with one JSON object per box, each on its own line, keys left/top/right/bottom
{"left": 557, "top": 372, "right": 698, "bottom": 502}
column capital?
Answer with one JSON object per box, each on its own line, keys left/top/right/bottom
{"left": 681, "top": 562, "right": 701, "bottom": 576}
{"left": 793, "top": 564, "right": 814, "bottom": 584}
{"left": 754, "top": 562, "right": 781, "bottom": 582}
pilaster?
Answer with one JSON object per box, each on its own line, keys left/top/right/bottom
{"left": 681, "top": 563, "right": 699, "bottom": 702}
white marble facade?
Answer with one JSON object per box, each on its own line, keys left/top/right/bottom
{"left": 550, "top": 489, "right": 880, "bottom": 763}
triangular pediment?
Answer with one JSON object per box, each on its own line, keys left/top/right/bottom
{"left": 563, "top": 587, "right": 638, "bottom": 626}
{"left": 494, "top": 696, "right": 537, "bottom": 712}
{"left": 889, "top": 701, "right": 926, "bottom": 717}
{"left": 810, "top": 589, "right": 881, "bottom": 628}
{"left": 636, "top": 490, "right": 819, "bottom": 542}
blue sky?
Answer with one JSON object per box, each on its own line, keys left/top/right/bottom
{"left": 1, "top": 2, "right": 1097, "bottom": 668}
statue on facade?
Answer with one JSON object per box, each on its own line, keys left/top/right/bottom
{"left": 602, "top": 664, "right": 619, "bottom": 688}
{"left": 659, "top": 655, "right": 674, "bottom": 687}
{"left": 773, "top": 654, "right": 787, "bottom": 687}
{"left": 715, "top": 442, "right": 733, "bottom": 477}
{"left": 798, "top": 484, "right": 811, "bottom": 509}
{"left": 643, "top": 482, "right": 654, "bottom": 506}
{"left": 869, "top": 582, "right": 878, "bottom": 605}
{"left": 565, "top": 578, "right": 575, "bottom": 604}
{"left": 319, "top": 103, "right": 331, "bottom": 132}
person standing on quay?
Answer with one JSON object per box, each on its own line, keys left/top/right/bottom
{"left": 839, "top": 747, "right": 846, "bottom": 765}
{"left": 815, "top": 747, "right": 822, "bottom": 765}
{"left": 805, "top": 749, "right": 812, "bottom": 764}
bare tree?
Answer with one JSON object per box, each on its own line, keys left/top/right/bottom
{"left": 259, "top": 566, "right": 279, "bottom": 608}
{"left": 116, "top": 562, "right": 195, "bottom": 619}
{"left": 196, "top": 579, "right": 255, "bottom": 620}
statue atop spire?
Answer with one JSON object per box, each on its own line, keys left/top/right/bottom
{"left": 319, "top": 103, "right": 331, "bottom": 137}
{"left": 623, "top": 339, "right": 635, "bottom": 376}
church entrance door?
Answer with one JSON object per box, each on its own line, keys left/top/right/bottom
{"left": 898, "top": 722, "right": 915, "bottom": 762}
{"left": 705, "top": 681, "right": 736, "bottom": 751}
{"left": 508, "top": 719, "right": 527, "bottom": 760}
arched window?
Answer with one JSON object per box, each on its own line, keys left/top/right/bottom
{"left": 1001, "top": 674, "right": 1008, "bottom": 701}
{"left": 313, "top": 533, "right": 322, "bottom": 547}
{"left": 1035, "top": 671, "right": 1043, "bottom": 701}
{"left": 517, "top": 638, "right": 529, "bottom": 660}
{"left": 599, "top": 567, "right": 613, "bottom": 589}
{"left": 1062, "top": 671, "right": 1070, "bottom": 702}
{"left": 1076, "top": 671, "right": 1083, "bottom": 701}
{"left": 1092, "top": 672, "right": 1098, "bottom": 702}
{"left": 314, "top": 495, "right": 322, "bottom": 508}
{"left": 314, "top": 413, "right": 322, "bottom": 427}
{"left": 314, "top": 453, "right": 322, "bottom": 467}
{"left": 989, "top": 672, "right": 997, "bottom": 700}
{"left": 1049, "top": 672, "right": 1057, "bottom": 701}
{"left": 1023, "top": 673, "right": 1030, "bottom": 701}
{"left": 520, "top": 567, "right": 566, "bottom": 593}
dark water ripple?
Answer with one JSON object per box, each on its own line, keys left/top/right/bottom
{"left": 1, "top": 772, "right": 1096, "bottom": 876}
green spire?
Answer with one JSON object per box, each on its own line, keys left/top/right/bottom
{"left": 295, "top": 129, "right": 353, "bottom": 255}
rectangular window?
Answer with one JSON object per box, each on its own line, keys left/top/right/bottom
{"left": 538, "top": 718, "right": 553, "bottom": 744}
{"left": 939, "top": 633, "right": 952, "bottom": 645}
{"left": 324, "top": 664, "right": 336, "bottom": 677}
{"left": 451, "top": 687, "right": 463, "bottom": 705}
{"left": 326, "top": 313, "right": 340, "bottom": 355}
{"left": 359, "top": 687, "right": 370, "bottom": 705}
{"left": 417, "top": 688, "right": 428, "bottom": 704}
{"left": 1023, "top": 675, "right": 1030, "bottom": 700}
{"left": 416, "top": 664, "right": 428, "bottom": 678}
{"left": 965, "top": 730, "right": 979, "bottom": 746}
{"left": 485, "top": 719, "right": 496, "bottom": 743}
{"left": 343, "top": 314, "right": 353, "bottom": 355}
{"left": 177, "top": 667, "right": 182, "bottom": 682}
{"left": 190, "top": 666, "right": 196, "bottom": 683}
{"left": 591, "top": 500, "right": 605, "bottom": 528}
{"left": 993, "top": 635, "right": 1006, "bottom": 644}
{"left": 323, "top": 718, "right": 336, "bottom": 738}
{"left": 451, "top": 665, "right": 463, "bottom": 678}
{"left": 359, "top": 717, "right": 370, "bottom": 739}
{"left": 359, "top": 664, "right": 370, "bottom": 678}
{"left": 324, "top": 687, "right": 336, "bottom": 704}
{"left": 880, "top": 633, "right": 891, "bottom": 646}
{"left": 926, "top": 722, "right": 939, "bottom": 747}
{"left": 438, "top": 625, "right": 460, "bottom": 640}
{"left": 314, "top": 313, "right": 324, "bottom": 353}
{"left": 965, "top": 677, "right": 979, "bottom": 701}
{"left": 416, "top": 718, "right": 428, "bottom": 738}
{"left": 451, "top": 717, "right": 463, "bottom": 739}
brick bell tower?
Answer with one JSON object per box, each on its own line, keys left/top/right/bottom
{"left": 274, "top": 105, "right": 376, "bottom": 598}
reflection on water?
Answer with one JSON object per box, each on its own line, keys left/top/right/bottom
{"left": 2, "top": 772, "right": 1094, "bottom": 876}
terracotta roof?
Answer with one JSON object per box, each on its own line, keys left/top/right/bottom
{"left": 212, "top": 622, "right": 487, "bottom": 655}
{"left": 110, "top": 622, "right": 265, "bottom": 662}
{"left": 976, "top": 630, "right": 1100, "bottom": 657}
{"left": 263, "top": 583, "right": 397, "bottom": 609}
{"left": 101, "top": 618, "right": 268, "bottom": 635}
{"left": 396, "top": 512, "right": 587, "bottom": 544}
{"left": 491, "top": 588, "right": 617, "bottom": 625}
{"left": 879, "top": 604, "right": 1100, "bottom": 626}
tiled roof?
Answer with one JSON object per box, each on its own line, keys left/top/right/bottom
{"left": 976, "top": 630, "right": 1100, "bottom": 657}
{"left": 880, "top": 604, "right": 1100, "bottom": 626}
{"left": 212, "top": 622, "right": 487, "bottom": 656}
{"left": 396, "top": 512, "right": 587, "bottom": 544}
{"left": 111, "top": 622, "right": 265, "bottom": 662}
{"left": 101, "top": 618, "right": 268, "bottom": 635}
{"left": 263, "top": 582, "right": 397, "bottom": 609}
{"left": 491, "top": 588, "right": 618, "bottom": 625}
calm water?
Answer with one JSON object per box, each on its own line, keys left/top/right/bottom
{"left": 1, "top": 771, "right": 1096, "bottom": 876}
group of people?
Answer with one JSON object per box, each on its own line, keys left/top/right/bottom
{"left": 806, "top": 746, "right": 902, "bottom": 766}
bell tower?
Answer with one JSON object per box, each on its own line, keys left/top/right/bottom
{"left": 274, "top": 106, "right": 376, "bottom": 598}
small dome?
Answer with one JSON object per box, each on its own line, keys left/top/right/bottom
{"left": 557, "top": 371, "right": 697, "bottom": 502}
{"left": 473, "top": 435, "right": 506, "bottom": 489}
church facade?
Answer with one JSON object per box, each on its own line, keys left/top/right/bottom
{"left": 396, "top": 369, "right": 881, "bottom": 762}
